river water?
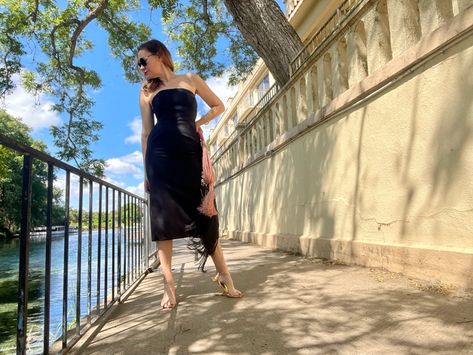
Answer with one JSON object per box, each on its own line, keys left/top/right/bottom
{"left": 0, "top": 230, "right": 141, "bottom": 354}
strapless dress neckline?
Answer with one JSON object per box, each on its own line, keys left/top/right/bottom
{"left": 152, "top": 87, "right": 195, "bottom": 105}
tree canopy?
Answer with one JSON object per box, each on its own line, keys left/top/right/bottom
{"left": 0, "top": 0, "right": 151, "bottom": 175}
{"left": 158, "top": 0, "right": 258, "bottom": 85}
{"left": 0, "top": 110, "right": 65, "bottom": 237}
{"left": 0, "top": 0, "right": 302, "bottom": 174}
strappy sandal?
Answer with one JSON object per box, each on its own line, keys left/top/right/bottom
{"left": 212, "top": 273, "right": 243, "bottom": 298}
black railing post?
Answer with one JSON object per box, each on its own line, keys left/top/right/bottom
{"left": 131, "top": 196, "right": 134, "bottom": 281}
{"left": 76, "top": 177, "right": 83, "bottom": 336}
{"left": 122, "top": 194, "right": 126, "bottom": 289}
{"left": 43, "top": 163, "right": 54, "bottom": 353}
{"left": 133, "top": 198, "right": 140, "bottom": 278}
{"left": 117, "top": 192, "right": 122, "bottom": 301}
{"left": 97, "top": 184, "right": 102, "bottom": 315}
{"left": 139, "top": 201, "right": 142, "bottom": 273}
{"left": 104, "top": 186, "right": 109, "bottom": 309}
{"left": 87, "top": 180, "right": 93, "bottom": 323}
{"left": 125, "top": 194, "right": 129, "bottom": 286}
{"left": 62, "top": 171, "right": 71, "bottom": 349}
{"left": 112, "top": 190, "right": 116, "bottom": 300}
{"left": 17, "top": 154, "right": 32, "bottom": 355}
{"left": 143, "top": 200, "right": 148, "bottom": 270}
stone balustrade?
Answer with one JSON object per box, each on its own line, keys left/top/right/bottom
{"left": 212, "top": 0, "right": 473, "bottom": 182}
{"left": 284, "top": 0, "right": 302, "bottom": 17}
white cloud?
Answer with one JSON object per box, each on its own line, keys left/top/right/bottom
{"left": 201, "top": 121, "right": 216, "bottom": 141}
{"left": 125, "top": 116, "right": 142, "bottom": 144}
{"left": 105, "top": 151, "right": 143, "bottom": 177}
{"left": 198, "top": 72, "right": 238, "bottom": 140}
{"left": 54, "top": 173, "right": 80, "bottom": 204}
{"left": 124, "top": 182, "right": 145, "bottom": 198}
{"left": 103, "top": 150, "right": 144, "bottom": 188}
{"left": 205, "top": 72, "right": 238, "bottom": 107}
{"left": 102, "top": 178, "right": 144, "bottom": 199}
{"left": 2, "top": 74, "right": 62, "bottom": 131}
{"left": 102, "top": 175, "right": 125, "bottom": 188}
{"left": 109, "top": 150, "right": 142, "bottom": 165}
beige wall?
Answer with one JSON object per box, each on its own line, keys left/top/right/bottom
{"left": 289, "top": 0, "right": 345, "bottom": 41}
{"left": 218, "top": 36, "right": 473, "bottom": 245}
{"left": 214, "top": 4, "right": 473, "bottom": 288}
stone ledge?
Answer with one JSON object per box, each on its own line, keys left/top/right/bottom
{"left": 226, "top": 230, "right": 473, "bottom": 289}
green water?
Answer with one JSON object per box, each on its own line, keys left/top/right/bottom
{"left": 0, "top": 230, "right": 130, "bottom": 354}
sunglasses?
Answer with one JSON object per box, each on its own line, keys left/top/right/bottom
{"left": 137, "top": 54, "right": 156, "bottom": 69}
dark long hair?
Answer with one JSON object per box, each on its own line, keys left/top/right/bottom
{"left": 137, "top": 39, "right": 174, "bottom": 92}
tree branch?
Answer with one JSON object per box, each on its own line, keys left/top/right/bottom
{"left": 202, "top": 0, "right": 212, "bottom": 26}
{"left": 50, "top": 1, "right": 109, "bottom": 146}
{"left": 100, "top": 12, "right": 140, "bottom": 54}
{"left": 50, "top": 18, "right": 81, "bottom": 69}
{"left": 30, "top": 0, "right": 40, "bottom": 24}
{"left": 69, "top": 0, "right": 109, "bottom": 67}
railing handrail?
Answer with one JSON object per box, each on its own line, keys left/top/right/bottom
{"left": 0, "top": 133, "right": 146, "bottom": 201}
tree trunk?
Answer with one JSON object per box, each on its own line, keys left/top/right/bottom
{"left": 223, "top": 0, "right": 304, "bottom": 86}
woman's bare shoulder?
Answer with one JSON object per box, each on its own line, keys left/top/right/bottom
{"left": 182, "top": 72, "right": 197, "bottom": 79}
{"left": 171, "top": 72, "right": 198, "bottom": 92}
{"left": 183, "top": 72, "right": 202, "bottom": 84}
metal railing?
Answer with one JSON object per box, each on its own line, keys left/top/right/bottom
{"left": 0, "top": 133, "right": 155, "bottom": 354}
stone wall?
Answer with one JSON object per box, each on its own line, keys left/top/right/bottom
{"left": 213, "top": 0, "right": 473, "bottom": 288}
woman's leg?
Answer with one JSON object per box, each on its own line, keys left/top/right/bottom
{"left": 157, "top": 240, "right": 176, "bottom": 308}
{"left": 210, "top": 240, "right": 242, "bottom": 297}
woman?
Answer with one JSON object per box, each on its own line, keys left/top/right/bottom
{"left": 138, "top": 39, "right": 242, "bottom": 309}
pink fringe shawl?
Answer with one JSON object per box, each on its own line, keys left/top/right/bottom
{"left": 197, "top": 127, "right": 218, "bottom": 217}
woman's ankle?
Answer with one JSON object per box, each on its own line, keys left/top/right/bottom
{"left": 162, "top": 275, "right": 175, "bottom": 287}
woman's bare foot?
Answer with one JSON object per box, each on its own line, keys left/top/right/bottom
{"left": 161, "top": 282, "right": 177, "bottom": 309}
{"left": 212, "top": 272, "right": 242, "bottom": 298}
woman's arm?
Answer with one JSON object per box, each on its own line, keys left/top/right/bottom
{"left": 139, "top": 88, "right": 154, "bottom": 190}
{"left": 190, "top": 73, "right": 225, "bottom": 128}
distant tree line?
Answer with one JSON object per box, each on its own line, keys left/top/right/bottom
{"left": 69, "top": 203, "right": 144, "bottom": 231}
{"left": 0, "top": 110, "right": 143, "bottom": 239}
{"left": 0, "top": 110, "right": 66, "bottom": 238}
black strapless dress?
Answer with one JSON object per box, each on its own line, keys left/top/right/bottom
{"left": 146, "top": 88, "right": 219, "bottom": 269}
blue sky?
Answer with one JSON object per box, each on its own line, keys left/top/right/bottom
{"left": 3, "top": 1, "right": 241, "bottom": 199}
{"left": 3, "top": 1, "right": 284, "bottom": 201}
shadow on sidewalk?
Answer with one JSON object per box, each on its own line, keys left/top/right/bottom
{"left": 74, "top": 240, "right": 473, "bottom": 354}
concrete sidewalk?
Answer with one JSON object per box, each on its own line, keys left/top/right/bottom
{"left": 71, "top": 239, "right": 473, "bottom": 355}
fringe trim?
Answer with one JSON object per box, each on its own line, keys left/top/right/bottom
{"left": 198, "top": 186, "right": 217, "bottom": 217}
{"left": 187, "top": 223, "right": 218, "bottom": 272}
{"left": 185, "top": 127, "right": 220, "bottom": 271}
{"left": 197, "top": 127, "right": 217, "bottom": 217}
